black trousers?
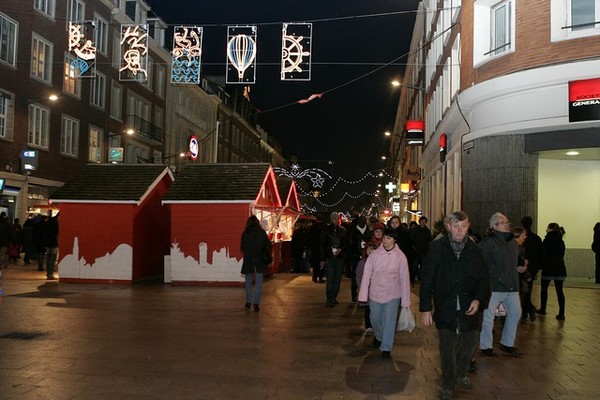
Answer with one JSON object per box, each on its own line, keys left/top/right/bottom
{"left": 438, "top": 319, "right": 479, "bottom": 391}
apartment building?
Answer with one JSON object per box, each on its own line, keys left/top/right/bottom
{"left": 392, "top": 0, "right": 600, "bottom": 276}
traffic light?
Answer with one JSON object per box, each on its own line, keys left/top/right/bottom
{"left": 439, "top": 133, "right": 447, "bottom": 163}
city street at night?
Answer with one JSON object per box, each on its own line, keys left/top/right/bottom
{"left": 1, "top": 265, "right": 599, "bottom": 400}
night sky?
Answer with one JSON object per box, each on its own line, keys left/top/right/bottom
{"left": 145, "top": 0, "right": 420, "bottom": 212}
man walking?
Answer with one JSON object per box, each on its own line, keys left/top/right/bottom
{"left": 420, "top": 211, "right": 490, "bottom": 400}
{"left": 479, "top": 212, "right": 522, "bottom": 357}
{"left": 320, "top": 212, "right": 348, "bottom": 307}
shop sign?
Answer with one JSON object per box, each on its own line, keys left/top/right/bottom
{"left": 569, "top": 77, "right": 600, "bottom": 122}
{"left": 402, "top": 165, "right": 421, "bottom": 181}
{"left": 405, "top": 120, "right": 424, "bottom": 146}
{"left": 20, "top": 150, "right": 38, "bottom": 171}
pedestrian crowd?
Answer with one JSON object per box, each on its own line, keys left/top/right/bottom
{"left": 262, "top": 209, "right": 594, "bottom": 400}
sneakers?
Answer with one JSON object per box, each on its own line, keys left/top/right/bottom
{"left": 481, "top": 348, "right": 496, "bottom": 357}
{"left": 437, "top": 388, "right": 454, "bottom": 400}
{"left": 364, "top": 327, "right": 373, "bottom": 335}
{"left": 499, "top": 344, "right": 522, "bottom": 357}
{"left": 457, "top": 376, "right": 473, "bottom": 390}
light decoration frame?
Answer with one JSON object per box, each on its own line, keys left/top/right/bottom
{"left": 119, "top": 24, "right": 149, "bottom": 82}
{"left": 281, "top": 22, "right": 312, "bottom": 81}
{"left": 68, "top": 21, "right": 96, "bottom": 78}
{"left": 171, "top": 26, "right": 203, "bottom": 84}
{"left": 226, "top": 26, "right": 257, "bottom": 84}
{"left": 273, "top": 163, "right": 331, "bottom": 188}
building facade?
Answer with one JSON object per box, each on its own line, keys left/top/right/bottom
{"left": 0, "top": 0, "right": 286, "bottom": 223}
{"left": 392, "top": 0, "right": 600, "bottom": 276}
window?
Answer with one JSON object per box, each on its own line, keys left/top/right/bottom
{"left": 144, "top": 56, "right": 153, "bottom": 87}
{"left": 34, "top": 0, "right": 55, "bottom": 18}
{"left": 551, "top": 0, "right": 600, "bottom": 41}
{"left": 112, "top": 36, "right": 120, "bottom": 69}
{"left": 0, "top": 92, "right": 14, "bottom": 140}
{"left": 491, "top": 1, "right": 511, "bottom": 55}
{"left": 156, "top": 64, "right": 166, "bottom": 98}
{"left": 31, "top": 33, "right": 53, "bottom": 83}
{"left": 88, "top": 126, "right": 103, "bottom": 162}
{"left": 0, "top": 13, "right": 18, "bottom": 66}
{"left": 473, "top": 0, "right": 515, "bottom": 65}
{"left": 94, "top": 14, "right": 108, "bottom": 55}
{"left": 63, "top": 53, "right": 81, "bottom": 96}
{"left": 61, "top": 115, "right": 79, "bottom": 156}
{"left": 91, "top": 71, "right": 106, "bottom": 109}
{"left": 67, "top": 0, "right": 85, "bottom": 23}
{"left": 125, "top": 0, "right": 148, "bottom": 24}
{"left": 110, "top": 80, "right": 122, "bottom": 119}
{"left": 28, "top": 104, "right": 50, "bottom": 148}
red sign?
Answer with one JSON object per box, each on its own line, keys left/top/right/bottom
{"left": 569, "top": 78, "right": 600, "bottom": 122}
{"left": 405, "top": 120, "right": 425, "bottom": 145}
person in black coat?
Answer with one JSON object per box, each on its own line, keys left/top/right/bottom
{"left": 420, "top": 211, "right": 490, "bottom": 399}
{"left": 593, "top": 222, "right": 600, "bottom": 284}
{"left": 240, "top": 215, "right": 271, "bottom": 312}
{"left": 537, "top": 223, "right": 567, "bottom": 320}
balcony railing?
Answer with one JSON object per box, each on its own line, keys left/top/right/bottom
{"left": 125, "top": 114, "right": 162, "bottom": 143}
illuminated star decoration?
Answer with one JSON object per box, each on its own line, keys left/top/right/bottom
{"left": 274, "top": 164, "right": 331, "bottom": 188}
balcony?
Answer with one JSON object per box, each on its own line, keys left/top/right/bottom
{"left": 125, "top": 114, "right": 162, "bottom": 143}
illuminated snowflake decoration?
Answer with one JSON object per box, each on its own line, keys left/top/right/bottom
{"left": 274, "top": 164, "right": 331, "bottom": 188}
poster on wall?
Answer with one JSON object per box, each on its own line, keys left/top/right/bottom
{"left": 569, "top": 77, "right": 600, "bottom": 122}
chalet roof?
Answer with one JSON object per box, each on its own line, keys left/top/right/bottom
{"left": 162, "top": 163, "right": 272, "bottom": 202}
{"left": 50, "top": 164, "right": 173, "bottom": 203}
{"left": 276, "top": 177, "right": 293, "bottom": 201}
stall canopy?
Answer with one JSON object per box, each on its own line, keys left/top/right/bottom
{"left": 50, "top": 164, "right": 174, "bottom": 283}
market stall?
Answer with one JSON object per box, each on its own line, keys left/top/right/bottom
{"left": 50, "top": 164, "right": 174, "bottom": 284}
{"left": 162, "top": 163, "right": 282, "bottom": 285}
{"left": 275, "top": 178, "right": 303, "bottom": 272}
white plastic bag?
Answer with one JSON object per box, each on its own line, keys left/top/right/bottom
{"left": 494, "top": 302, "right": 507, "bottom": 317}
{"left": 397, "top": 307, "right": 416, "bottom": 332}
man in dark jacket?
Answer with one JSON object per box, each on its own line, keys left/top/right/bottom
{"left": 320, "top": 212, "right": 348, "bottom": 307}
{"left": 349, "top": 215, "right": 370, "bottom": 302}
{"left": 479, "top": 212, "right": 522, "bottom": 357}
{"left": 43, "top": 213, "right": 59, "bottom": 280}
{"left": 420, "top": 211, "right": 490, "bottom": 400}
{"left": 520, "top": 215, "right": 543, "bottom": 319}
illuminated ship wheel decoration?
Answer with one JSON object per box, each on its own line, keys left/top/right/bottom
{"left": 281, "top": 35, "right": 310, "bottom": 78}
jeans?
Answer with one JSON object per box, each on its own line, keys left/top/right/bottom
{"left": 325, "top": 257, "right": 344, "bottom": 303}
{"left": 245, "top": 273, "right": 264, "bottom": 305}
{"left": 439, "top": 325, "right": 479, "bottom": 391}
{"left": 480, "top": 291, "right": 522, "bottom": 349}
{"left": 368, "top": 298, "right": 400, "bottom": 351}
{"left": 45, "top": 247, "right": 58, "bottom": 278}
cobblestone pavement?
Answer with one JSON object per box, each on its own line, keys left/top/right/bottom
{"left": 1, "top": 264, "right": 599, "bottom": 399}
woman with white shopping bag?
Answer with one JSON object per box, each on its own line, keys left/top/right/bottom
{"left": 358, "top": 228, "right": 411, "bottom": 358}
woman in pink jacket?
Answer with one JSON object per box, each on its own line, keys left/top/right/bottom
{"left": 358, "top": 228, "right": 411, "bottom": 358}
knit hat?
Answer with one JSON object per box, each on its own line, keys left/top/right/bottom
{"left": 373, "top": 222, "right": 386, "bottom": 232}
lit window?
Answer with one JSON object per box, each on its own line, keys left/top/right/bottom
{"left": 63, "top": 53, "right": 81, "bottom": 97}
{"left": 88, "top": 126, "right": 103, "bottom": 162}
{"left": 31, "top": 33, "right": 53, "bottom": 83}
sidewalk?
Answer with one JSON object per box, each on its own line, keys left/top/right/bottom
{"left": 1, "top": 263, "right": 600, "bottom": 399}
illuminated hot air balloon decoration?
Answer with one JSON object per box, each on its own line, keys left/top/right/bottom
{"left": 227, "top": 34, "right": 256, "bottom": 80}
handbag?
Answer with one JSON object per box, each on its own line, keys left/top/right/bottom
{"left": 397, "top": 307, "right": 416, "bottom": 332}
{"left": 262, "top": 242, "right": 273, "bottom": 265}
